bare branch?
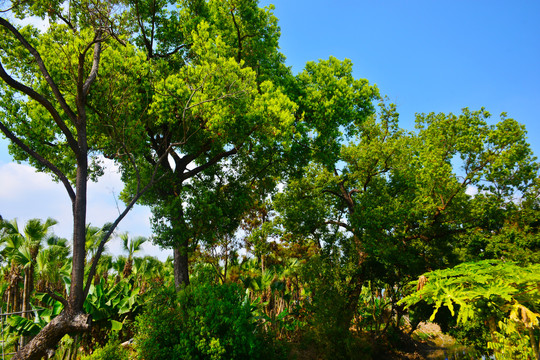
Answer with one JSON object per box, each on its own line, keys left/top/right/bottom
{"left": 82, "top": 34, "right": 102, "bottom": 96}
{"left": 230, "top": 10, "right": 243, "bottom": 63}
{"left": 182, "top": 147, "right": 238, "bottom": 180}
{"left": 133, "top": 0, "right": 153, "bottom": 57}
{"left": 55, "top": 11, "right": 75, "bottom": 30}
{"left": 45, "top": 288, "right": 68, "bottom": 308}
{"left": 83, "top": 146, "right": 173, "bottom": 298}
{"left": 153, "top": 44, "right": 190, "bottom": 59}
{"left": 325, "top": 219, "right": 352, "bottom": 231}
{"left": 322, "top": 188, "right": 346, "bottom": 201}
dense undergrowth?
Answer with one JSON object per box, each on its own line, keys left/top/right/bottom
{"left": 1, "top": 222, "right": 539, "bottom": 360}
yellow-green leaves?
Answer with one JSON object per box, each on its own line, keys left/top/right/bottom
{"left": 296, "top": 56, "right": 379, "bottom": 167}
{"left": 149, "top": 20, "right": 295, "bottom": 151}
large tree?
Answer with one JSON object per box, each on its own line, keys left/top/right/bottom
{"left": 0, "top": 1, "right": 176, "bottom": 358}
{"left": 0, "top": 0, "right": 298, "bottom": 357}
{"left": 115, "top": 0, "right": 297, "bottom": 287}
{"left": 275, "top": 106, "right": 538, "bottom": 334}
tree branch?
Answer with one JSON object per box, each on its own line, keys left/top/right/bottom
{"left": 230, "top": 10, "right": 243, "bottom": 63}
{"left": 153, "top": 44, "right": 190, "bottom": 59}
{"left": 83, "top": 147, "right": 172, "bottom": 298}
{"left": 0, "top": 56, "right": 79, "bottom": 154}
{"left": 45, "top": 288, "right": 68, "bottom": 308}
{"left": 325, "top": 219, "right": 352, "bottom": 232}
{"left": 182, "top": 147, "right": 238, "bottom": 180}
{"left": 0, "top": 121, "right": 76, "bottom": 203}
{"left": 82, "top": 34, "right": 102, "bottom": 96}
{"left": 0, "top": 17, "right": 78, "bottom": 125}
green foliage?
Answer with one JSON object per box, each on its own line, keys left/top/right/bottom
{"left": 299, "top": 256, "right": 371, "bottom": 360}
{"left": 81, "top": 335, "right": 130, "bottom": 360}
{"left": 488, "top": 319, "right": 536, "bottom": 360}
{"left": 84, "top": 278, "right": 141, "bottom": 331}
{"left": 399, "top": 260, "right": 540, "bottom": 355}
{"left": 135, "top": 283, "right": 273, "bottom": 360}
{"left": 1, "top": 0, "right": 539, "bottom": 357}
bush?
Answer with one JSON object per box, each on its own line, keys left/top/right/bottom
{"left": 135, "top": 283, "right": 270, "bottom": 360}
{"left": 81, "top": 336, "right": 130, "bottom": 360}
{"left": 300, "top": 256, "right": 372, "bottom": 360}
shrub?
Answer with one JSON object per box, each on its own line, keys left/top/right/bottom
{"left": 81, "top": 336, "right": 130, "bottom": 360}
{"left": 135, "top": 283, "right": 269, "bottom": 360}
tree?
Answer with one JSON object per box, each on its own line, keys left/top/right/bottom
{"left": 0, "top": 218, "right": 57, "bottom": 316}
{"left": 120, "top": 232, "right": 146, "bottom": 277}
{"left": 115, "top": 0, "right": 297, "bottom": 288}
{"left": 0, "top": 1, "right": 170, "bottom": 357}
{"left": 0, "top": 0, "right": 298, "bottom": 356}
{"left": 275, "top": 106, "right": 538, "bottom": 336}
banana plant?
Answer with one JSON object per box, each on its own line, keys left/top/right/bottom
{"left": 83, "top": 278, "right": 142, "bottom": 332}
{"left": 2, "top": 291, "right": 64, "bottom": 340}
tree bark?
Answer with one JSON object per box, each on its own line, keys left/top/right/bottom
{"left": 338, "top": 273, "right": 364, "bottom": 335}
{"left": 11, "top": 312, "right": 90, "bottom": 360}
{"left": 174, "top": 243, "right": 190, "bottom": 289}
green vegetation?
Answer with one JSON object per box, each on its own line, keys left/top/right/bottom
{"left": 0, "top": 0, "right": 539, "bottom": 359}
{"left": 400, "top": 260, "right": 540, "bottom": 359}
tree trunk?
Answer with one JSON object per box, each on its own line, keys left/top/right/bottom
{"left": 11, "top": 312, "right": 90, "bottom": 360}
{"left": 69, "top": 156, "right": 88, "bottom": 312}
{"left": 337, "top": 271, "right": 364, "bottom": 337}
{"left": 529, "top": 327, "right": 540, "bottom": 360}
{"left": 123, "top": 257, "right": 133, "bottom": 278}
{"left": 21, "top": 267, "right": 32, "bottom": 347}
{"left": 174, "top": 243, "right": 190, "bottom": 289}
{"left": 13, "top": 129, "right": 90, "bottom": 359}
{"left": 172, "top": 206, "right": 190, "bottom": 289}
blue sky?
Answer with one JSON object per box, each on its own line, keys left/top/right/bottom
{"left": 264, "top": 0, "right": 540, "bottom": 146}
{"left": 1, "top": 1, "right": 539, "bottom": 257}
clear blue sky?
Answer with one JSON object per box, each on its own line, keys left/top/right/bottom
{"left": 262, "top": 0, "right": 540, "bottom": 155}
{"left": 0, "top": 1, "right": 539, "bottom": 256}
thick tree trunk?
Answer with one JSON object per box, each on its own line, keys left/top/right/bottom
{"left": 11, "top": 312, "right": 90, "bottom": 360}
{"left": 174, "top": 242, "right": 190, "bottom": 289}
{"left": 338, "top": 276, "right": 363, "bottom": 335}
{"left": 12, "top": 168, "right": 89, "bottom": 358}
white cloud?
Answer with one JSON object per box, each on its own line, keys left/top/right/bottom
{"left": 0, "top": 162, "right": 71, "bottom": 228}
{"left": 0, "top": 161, "right": 171, "bottom": 260}
{"left": 465, "top": 185, "right": 478, "bottom": 197}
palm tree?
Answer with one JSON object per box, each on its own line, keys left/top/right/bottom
{"left": 0, "top": 218, "right": 57, "bottom": 348}
{"left": 1, "top": 219, "right": 24, "bottom": 314}
{"left": 1, "top": 218, "right": 58, "bottom": 312}
{"left": 21, "top": 219, "right": 57, "bottom": 315}
{"left": 35, "top": 236, "right": 71, "bottom": 295}
{"left": 85, "top": 225, "right": 105, "bottom": 263}
{"left": 94, "top": 254, "right": 113, "bottom": 285}
{"left": 120, "top": 233, "right": 147, "bottom": 278}
{"left": 112, "top": 256, "right": 127, "bottom": 283}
